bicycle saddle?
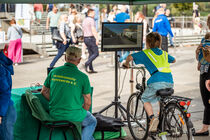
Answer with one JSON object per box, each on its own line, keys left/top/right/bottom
{"left": 156, "top": 88, "right": 174, "bottom": 97}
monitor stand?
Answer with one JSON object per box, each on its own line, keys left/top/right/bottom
{"left": 98, "top": 51, "right": 127, "bottom": 119}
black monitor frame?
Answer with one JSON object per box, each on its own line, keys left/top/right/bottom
{"left": 101, "top": 22, "right": 143, "bottom": 52}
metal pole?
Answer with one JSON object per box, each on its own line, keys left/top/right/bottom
{"left": 30, "top": 20, "right": 32, "bottom": 44}
{"left": 115, "top": 51, "right": 118, "bottom": 118}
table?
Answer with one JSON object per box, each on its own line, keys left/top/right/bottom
{"left": 11, "top": 87, "right": 126, "bottom": 140}
{"left": 11, "top": 87, "right": 92, "bottom": 140}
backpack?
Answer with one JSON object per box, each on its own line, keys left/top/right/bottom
{"left": 93, "top": 113, "right": 125, "bottom": 140}
{"left": 74, "top": 24, "right": 84, "bottom": 41}
{"left": 199, "top": 38, "right": 210, "bottom": 64}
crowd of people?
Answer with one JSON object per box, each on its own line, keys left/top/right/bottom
{"left": 0, "top": 3, "right": 210, "bottom": 140}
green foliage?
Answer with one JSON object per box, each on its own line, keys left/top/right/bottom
{"left": 132, "top": 5, "right": 143, "bottom": 15}
{"left": 170, "top": 3, "right": 193, "bottom": 16}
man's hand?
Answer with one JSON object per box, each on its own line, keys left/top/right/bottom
{"left": 96, "top": 39, "right": 99, "bottom": 46}
{"left": 205, "top": 80, "right": 210, "bottom": 92}
{"left": 0, "top": 116, "right": 2, "bottom": 124}
{"left": 41, "top": 85, "right": 50, "bottom": 101}
{"left": 63, "top": 39, "right": 67, "bottom": 45}
{"left": 72, "top": 38, "right": 76, "bottom": 44}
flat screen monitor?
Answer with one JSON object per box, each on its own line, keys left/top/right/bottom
{"left": 101, "top": 22, "right": 143, "bottom": 52}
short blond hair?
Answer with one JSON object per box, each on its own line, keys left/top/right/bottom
{"left": 66, "top": 47, "right": 82, "bottom": 61}
{"left": 146, "top": 32, "right": 162, "bottom": 49}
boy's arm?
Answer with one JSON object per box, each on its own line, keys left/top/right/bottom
{"left": 123, "top": 54, "right": 133, "bottom": 68}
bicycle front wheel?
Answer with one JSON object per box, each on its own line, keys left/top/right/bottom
{"left": 162, "top": 103, "right": 192, "bottom": 140}
{"left": 127, "top": 92, "right": 149, "bottom": 140}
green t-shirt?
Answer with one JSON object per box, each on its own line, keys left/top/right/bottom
{"left": 44, "top": 63, "right": 91, "bottom": 122}
{"left": 47, "top": 11, "right": 60, "bottom": 27}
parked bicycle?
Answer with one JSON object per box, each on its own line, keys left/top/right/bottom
{"left": 126, "top": 66, "right": 194, "bottom": 140}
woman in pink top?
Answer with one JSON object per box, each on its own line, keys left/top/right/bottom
{"left": 34, "top": 4, "right": 43, "bottom": 24}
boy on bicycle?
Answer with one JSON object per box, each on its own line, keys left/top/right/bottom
{"left": 123, "top": 32, "right": 176, "bottom": 132}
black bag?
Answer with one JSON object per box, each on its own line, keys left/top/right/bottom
{"left": 52, "top": 29, "right": 63, "bottom": 42}
{"left": 93, "top": 113, "right": 124, "bottom": 139}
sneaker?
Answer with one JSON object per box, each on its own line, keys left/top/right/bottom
{"left": 52, "top": 45, "right": 56, "bottom": 49}
{"left": 149, "top": 117, "right": 159, "bottom": 132}
{"left": 14, "top": 63, "right": 18, "bottom": 66}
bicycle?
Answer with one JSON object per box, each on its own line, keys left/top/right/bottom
{"left": 126, "top": 66, "right": 194, "bottom": 140}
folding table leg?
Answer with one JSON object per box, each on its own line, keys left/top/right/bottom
{"left": 49, "top": 128, "right": 54, "bottom": 140}
{"left": 37, "top": 122, "right": 42, "bottom": 140}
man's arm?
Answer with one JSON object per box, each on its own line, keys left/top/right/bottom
{"left": 91, "top": 26, "right": 99, "bottom": 45}
{"left": 206, "top": 80, "right": 210, "bottom": 92}
{"left": 83, "top": 94, "right": 91, "bottom": 111}
{"left": 41, "top": 85, "right": 50, "bottom": 101}
{"left": 165, "top": 18, "right": 174, "bottom": 37}
{"left": 46, "top": 17, "right": 50, "bottom": 30}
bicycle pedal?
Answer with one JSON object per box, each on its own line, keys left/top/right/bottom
{"left": 158, "top": 132, "right": 167, "bottom": 137}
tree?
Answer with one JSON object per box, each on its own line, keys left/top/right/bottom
{"left": 169, "top": 3, "right": 193, "bottom": 16}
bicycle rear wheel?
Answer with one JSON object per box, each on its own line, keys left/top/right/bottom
{"left": 162, "top": 103, "right": 192, "bottom": 140}
{"left": 127, "top": 92, "right": 149, "bottom": 140}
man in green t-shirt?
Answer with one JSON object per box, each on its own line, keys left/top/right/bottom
{"left": 41, "top": 47, "right": 97, "bottom": 140}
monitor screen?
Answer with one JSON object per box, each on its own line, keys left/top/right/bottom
{"left": 101, "top": 22, "right": 143, "bottom": 52}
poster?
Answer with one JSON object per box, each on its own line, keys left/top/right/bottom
{"left": 15, "top": 4, "right": 33, "bottom": 30}
{"left": 0, "top": 31, "right": 5, "bottom": 43}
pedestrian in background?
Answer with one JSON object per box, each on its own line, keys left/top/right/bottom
{"left": 49, "top": 14, "right": 71, "bottom": 69}
{"left": 92, "top": 5, "right": 99, "bottom": 31}
{"left": 46, "top": 4, "right": 54, "bottom": 12}
{"left": 0, "top": 50, "right": 16, "bottom": 140}
{"left": 68, "top": 8, "right": 77, "bottom": 28}
{"left": 114, "top": 5, "right": 130, "bottom": 63}
{"left": 33, "top": 4, "right": 43, "bottom": 24}
{"left": 193, "top": 15, "right": 210, "bottom": 137}
{"left": 135, "top": 12, "right": 148, "bottom": 48}
{"left": 153, "top": 8, "right": 173, "bottom": 52}
{"left": 46, "top": 6, "right": 60, "bottom": 48}
{"left": 114, "top": 5, "right": 130, "bottom": 22}
{"left": 107, "top": 9, "right": 116, "bottom": 22}
{"left": 165, "top": 9, "right": 174, "bottom": 47}
{"left": 100, "top": 8, "right": 108, "bottom": 23}
{"left": 7, "top": 19, "right": 22, "bottom": 65}
{"left": 82, "top": 9, "right": 99, "bottom": 73}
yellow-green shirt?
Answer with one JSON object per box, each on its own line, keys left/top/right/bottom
{"left": 44, "top": 63, "right": 91, "bottom": 122}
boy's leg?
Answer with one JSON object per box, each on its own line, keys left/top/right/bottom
{"left": 144, "top": 102, "right": 153, "bottom": 117}
{"left": 144, "top": 102, "right": 159, "bottom": 132}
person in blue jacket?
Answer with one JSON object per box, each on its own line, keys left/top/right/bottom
{"left": 0, "top": 50, "right": 16, "bottom": 140}
{"left": 153, "top": 8, "right": 174, "bottom": 52}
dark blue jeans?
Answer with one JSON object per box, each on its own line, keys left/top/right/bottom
{"left": 50, "top": 41, "right": 70, "bottom": 68}
{"left": 50, "top": 27, "right": 57, "bottom": 46}
{"left": 84, "top": 37, "right": 99, "bottom": 71}
{"left": 0, "top": 105, "right": 17, "bottom": 140}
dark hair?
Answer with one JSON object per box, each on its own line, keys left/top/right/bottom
{"left": 205, "top": 32, "right": 210, "bottom": 40}
{"left": 10, "top": 19, "right": 16, "bottom": 25}
{"left": 146, "top": 32, "right": 161, "bottom": 49}
{"left": 87, "top": 9, "right": 94, "bottom": 15}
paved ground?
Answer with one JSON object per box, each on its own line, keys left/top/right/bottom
{"left": 12, "top": 46, "right": 210, "bottom": 139}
